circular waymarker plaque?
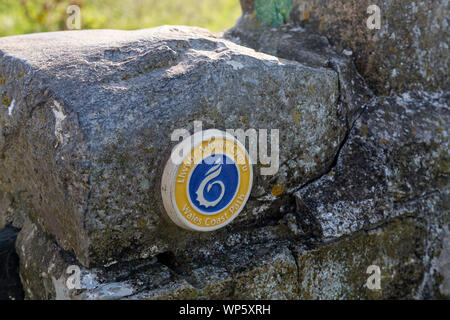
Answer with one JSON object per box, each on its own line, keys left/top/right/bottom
{"left": 161, "top": 129, "right": 253, "bottom": 231}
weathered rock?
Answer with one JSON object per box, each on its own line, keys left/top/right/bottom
{"left": 14, "top": 90, "right": 450, "bottom": 298}
{"left": 294, "top": 208, "right": 448, "bottom": 299}
{"left": 291, "top": 90, "right": 450, "bottom": 299}
{"left": 242, "top": 145, "right": 447, "bottom": 300}
{"left": 0, "top": 26, "right": 352, "bottom": 267}
{"left": 16, "top": 91, "right": 450, "bottom": 301}
{"left": 16, "top": 219, "right": 299, "bottom": 300}
{"left": 238, "top": 0, "right": 449, "bottom": 95}
{"left": 16, "top": 193, "right": 448, "bottom": 300}
{"left": 435, "top": 224, "right": 450, "bottom": 297}
{"left": 0, "top": 225, "right": 23, "bottom": 300}
{"left": 4, "top": 6, "right": 449, "bottom": 300}
{"left": 130, "top": 243, "right": 299, "bottom": 300}
{"left": 295, "top": 92, "right": 449, "bottom": 240}
{"left": 225, "top": 18, "right": 373, "bottom": 128}
{"left": 16, "top": 219, "right": 146, "bottom": 300}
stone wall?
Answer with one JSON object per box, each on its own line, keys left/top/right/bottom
{"left": 239, "top": 0, "right": 449, "bottom": 95}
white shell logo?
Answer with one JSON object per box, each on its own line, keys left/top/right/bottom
{"left": 195, "top": 159, "right": 225, "bottom": 209}
{"left": 161, "top": 129, "right": 253, "bottom": 231}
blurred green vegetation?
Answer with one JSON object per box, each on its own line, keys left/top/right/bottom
{"left": 0, "top": 0, "right": 242, "bottom": 37}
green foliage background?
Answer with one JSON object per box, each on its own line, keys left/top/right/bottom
{"left": 255, "top": 0, "right": 291, "bottom": 26}
{"left": 0, "top": 0, "right": 241, "bottom": 37}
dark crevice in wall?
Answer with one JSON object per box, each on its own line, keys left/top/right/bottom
{"left": 0, "top": 225, "right": 24, "bottom": 300}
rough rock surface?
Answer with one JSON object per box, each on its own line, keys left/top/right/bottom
{"left": 293, "top": 91, "right": 449, "bottom": 299}
{"left": 15, "top": 90, "right": 449, "bottom": 300}
{"left": 1, "top": 4, "right": 449, "bottom": 300}
{"left": 295, "top": 92, "right": 449, "bottom": 240}
{"left": 0, "top": 26, "right": 351, "bottom": 267}
{"left": 224, "top": 17, "right": 373, "bottom": 128}
{"left": 294, "top": 213, "right": 448, "bottom": 299}
{"left": 239, "top": 0, "right": 449, "bottom": 95}
{"left": 16, "top": 219, "right": 299, "bottom": 299}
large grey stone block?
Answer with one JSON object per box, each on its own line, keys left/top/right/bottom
{"left": 0, "top": 26, "right": 350, "bottom": 266}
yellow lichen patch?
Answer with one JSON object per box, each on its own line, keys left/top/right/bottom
{"left": 137, "top": 218, "right": 147, "bottom": 228}
{"left": 360, "top": 124, "right": 368, "bottom": 137}
{"left": 381, "top": 138, "right": 387, "bottom": 144}
{"left": 0, "top": 77, "right": 4, "bottom": 85}
{"left": 18, "top": 72, "right": 23, "bottom": 79}
{"left": 146, "top": 146, "right": 154, "bottom": 153}
{"left": 291, "top": 108, "right": 302, "bottom": 123}
{"left": 303, "top": 10, "right": 310, "bottom": 20}
{"left": 241, "top": 116, "right": 248, "bottom": 124}
{"left": 271, "top": 184, "right": 284, "bottom": 197}
{"left": 1, "top": 94, "right": 11, "bottom": 106}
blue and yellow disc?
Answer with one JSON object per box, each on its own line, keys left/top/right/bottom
{"left": 161, "top": 130, "right": 253, "bottom": 231}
